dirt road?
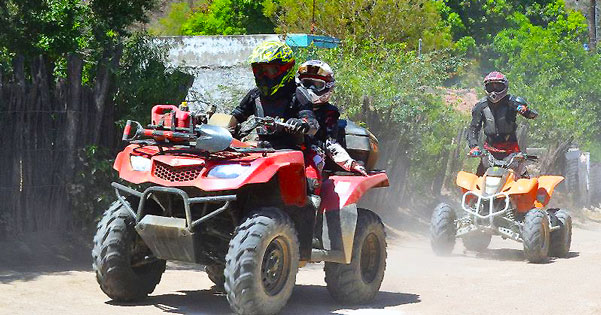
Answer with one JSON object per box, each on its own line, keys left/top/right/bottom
{"left": 2, "top": 221, "right": 600, "bottom": 315}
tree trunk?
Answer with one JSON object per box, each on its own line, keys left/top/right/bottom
{"left": 589, "top": 0, "right": 597, "bottom": 51}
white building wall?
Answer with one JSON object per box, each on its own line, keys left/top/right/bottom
{"left": 154, "top": 35, "right": 282, "bottom": 112}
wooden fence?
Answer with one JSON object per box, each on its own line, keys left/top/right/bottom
{"left": 0, "top": 55, "right": 117, "bottom": 238}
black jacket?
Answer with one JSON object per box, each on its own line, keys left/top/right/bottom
{"left": 467, "top": 95, "right": 538, "bottom": 148}
{"left": 231, "top": 82, "right": 318, "bottom": 148}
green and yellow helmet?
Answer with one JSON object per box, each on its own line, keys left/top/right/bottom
{"left": 249, "top": 40, "right": 296, "bottom": 97}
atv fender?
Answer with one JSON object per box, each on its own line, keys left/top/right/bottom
{"left": 313, "top": 173, "right": 388, "bottom": 264}
{"left": 536, "top": 175, "right": 564, "bottom": 207}
{"left": 320, "top": 173, "right": 389, "bottom": 211}
{"left": 456, "top": 171, "right": 478, "bottom": 191}
{"left": 505, "top": 178, "right": 538, "bottom": 212}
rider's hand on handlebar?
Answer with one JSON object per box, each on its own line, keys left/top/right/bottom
{"left": 285, "top": 118, "right": 308, "bottom": 135}
{"left": 468, "top": 146, "right": 482, "bottom": 157}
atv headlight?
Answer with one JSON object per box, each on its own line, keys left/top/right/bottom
{"left": 208, "top": 164, "right": 250, "bottom": 179}
{"left": 130, "top": 155, "right": 152, "bottom": 172}
{"left": 484, "top": 176, "right": 502, "bottom": 195}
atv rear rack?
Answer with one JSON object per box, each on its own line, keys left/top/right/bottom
{"left": 112, "top": 182, "right": 236, "bottom": 229}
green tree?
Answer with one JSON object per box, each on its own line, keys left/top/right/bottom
{"left": 150, "top": 2, "right": 193, "bottom": 35}
{"left": 263, "top": 0, "right": 453, "bottom": 51}
{"left": 492, "top": 10, "right": 599, "bottom": 150}
{"left": 181, "top": 0, "right": 274, "bottom": 35}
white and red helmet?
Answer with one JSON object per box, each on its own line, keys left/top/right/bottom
{"left": 295, "top": 60, "right": 335, "bottom": 105}
{"left": 484, "top": 71, "right": 508, "bottom": 103}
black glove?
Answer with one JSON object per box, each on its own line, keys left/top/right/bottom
{"left": 285, "top": 118, "right": 308, "bottom": 135}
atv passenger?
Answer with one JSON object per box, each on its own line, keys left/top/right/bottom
{"left": 467, "top": 71, "right": 538, "bottom": 176}
{"left": 295, "top": 60, "right": 367, "bottom": 177}
{"left": 229, "top": 41, "right": 318, "bottom": 149}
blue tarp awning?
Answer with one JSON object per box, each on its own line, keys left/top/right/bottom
{"left": 285, "top": 34, "right": 340, "bottom": 49}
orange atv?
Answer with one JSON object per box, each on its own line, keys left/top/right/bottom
{"left": 430, "top": 151, "right": 572, "bottom": 263}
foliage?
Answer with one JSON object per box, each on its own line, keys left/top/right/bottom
{"left": 437, "top": 0, "right": 561, "bottom": 44}
{"left": 70, "top": 146, "right": 117, "bottom": 231}
{"left": 180, "top": 0, "right": 274, "bottom": 35}
{"left": 113, "top": 34, "right": 193, "bottom": 126}
{"left": 264, "top": 0, "right": 453, "bottom": 51}
{"left": 300, "top": 41, "right": 466, "bottom": 191}
{"left": 491, "top": 9, "right": 599, "bottom": 151}
{"left": 0, "top": 0, "right": 156, "bottom": 59}
{"left": 150, "top": 2, "right": 193, "bottom": 36}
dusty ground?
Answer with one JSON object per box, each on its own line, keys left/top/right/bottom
{"left": 1, "top": 220, "right": 600, "bottom": 315}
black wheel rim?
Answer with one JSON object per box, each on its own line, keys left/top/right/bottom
{"left": 261, "top": 236, "right": 290, "bottom": 296}
{"left": 360, "top": 233, "right": 381, "bottom": 284}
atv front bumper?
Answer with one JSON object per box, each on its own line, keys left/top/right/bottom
{"left": 461, "top": 191, "right": 510, "bottom": 222}
{"left": 112, "top": 182, "right": 236, "bottom": 263}
{"left": 458, "top": 191, "right": 522, "bottom": 241}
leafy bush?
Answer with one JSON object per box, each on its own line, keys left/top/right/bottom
{"left": 264, "top": 0, "right": 453, "bottom": 51}
{"left": 180, "top": 0, "right": 274, "bottom": 35}
{"left": 298, "top": 42, "right": 467, "bottom": 196}
{"left": 491, "top": 8, "right": 601, "bottom": 154}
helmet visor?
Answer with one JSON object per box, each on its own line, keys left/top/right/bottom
{"left": 485, "top": 82, "right": 506, "bottom": 93}
{"left": 252, "top": 62, "right": 293, "bottom": 79}
{"left": 300, "top": 78, "right": 327, "bottom": 92}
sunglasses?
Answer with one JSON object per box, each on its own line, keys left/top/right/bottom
{"left": 300, "top": 78, "right": 327, "bottom": 92}
{"left": 485, "top": 82, "right": 506, "bottom": 93}
{"left": 252, "top": 62, "right": 294, "bottom": 79}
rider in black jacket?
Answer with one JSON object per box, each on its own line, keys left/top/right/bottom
{"left": 230, "top": 41, "right": 318, "bottom": 149}
{"left": 467, "top": 72, "right": 538, "bottom": 175}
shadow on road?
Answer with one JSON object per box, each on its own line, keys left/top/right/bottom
{"left": 461, "top": 248, "right": 580, "bottom": 263}
{"left": 108, "top": 284, "right": 420, "bottom": 314}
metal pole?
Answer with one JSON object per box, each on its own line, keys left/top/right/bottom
{"left": 311, "top": 0, "right": 316, "bottom": 34}
{"left": 418, "top": 38, "right": 422, "bottom": 58}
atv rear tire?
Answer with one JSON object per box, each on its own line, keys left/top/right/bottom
{"left": 205, "top": 264, "right": 225, "bottom": 288}
{"left": 549, "top": 209, "right": 572, "bottom": 258}
{"left": 522, "top": 209, "right": 550, "bottom": 263}
{"left": 462, "top": 232, "right": 492, "bottom": 252}
{"left": 430, "top": 203, "right": 456, "bottom": 255}
{"left": 224, "top": 207, "right": 299, "bottom": 315}
{"left": 92, "top": 201, "right": 166, "bottom": 301}
{"left": 324, "top": 208, "right": 387, "bottom": 305}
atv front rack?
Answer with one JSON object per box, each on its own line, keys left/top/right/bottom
{"left": 112, "top": 182, "right": 236, "bottom": 229}
{"left": 461, "top": 191, "right": 510, "bottom": 225}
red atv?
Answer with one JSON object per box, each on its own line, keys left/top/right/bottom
{"left": 92, "top": 105, "right": 389, "bottom": 315}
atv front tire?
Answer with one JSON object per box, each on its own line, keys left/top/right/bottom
{"left": 522, "top": 209, "right": 550, "bottom": 263}
{"left": 430, "top": 203, "right": 456, "bottom": 255}
{"left": 92, "top": 201, "right": 166, "bottom": 301}
{"left": 224, "top": 207, "right": 299, "bottom": 315}
{"left": 549, "top": 209, "right": 572, "bottom": 258}
{"left": 462, "top": 232, "right": 492, "bottom": 252}
{"left": 324, "top": 208, "right": 387, "bottom": 305}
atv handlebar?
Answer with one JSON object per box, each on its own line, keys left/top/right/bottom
{"left": 253, "top": 116, "right": 296, "bottom": 134}
{"left": 480, "top": 150, "right": 538, "bottom": 169}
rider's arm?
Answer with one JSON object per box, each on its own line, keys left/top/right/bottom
{"left": 467, "top": 104, "right": 483, "bottom": 148}
{"left": 294, "top": 93, "right": 319, "bottom": 136}
{"left": 512, "top": 96, "right": 538, "bottom": 119}
{"left": 231, "top": 89, "right": 258, "bottom": 124}
{"left": 322, "top": 104, "right": 341, "bottom": 140}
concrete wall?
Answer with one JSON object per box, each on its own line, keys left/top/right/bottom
{"left": 154, "top": 35, "right": 282, "bottom": 112}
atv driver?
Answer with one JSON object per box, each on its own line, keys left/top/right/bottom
{"left": 467, "top": 71, "right": 538, "bottom": 176}
{"left": 229, "top": 40, "right": 318, "bottom": 148}
{"left": 295, "top": 59, "right": 368, "bottom": 183}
